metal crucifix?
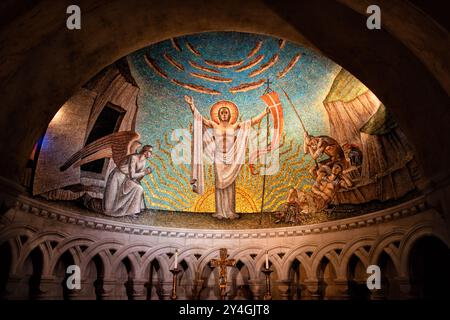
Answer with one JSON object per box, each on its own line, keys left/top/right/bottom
{"left": 210, "top": 248, "right": 236, "bottom": 300}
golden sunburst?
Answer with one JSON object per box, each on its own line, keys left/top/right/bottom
{"left": 192, "top": 186, "right": 258, "bottom": 213}
{"left": 143, "top": 131, "right": 313, "bottom": 213}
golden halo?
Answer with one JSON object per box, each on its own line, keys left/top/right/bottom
{"left": 210, "top": 100, "right": 239, "bottom": 124}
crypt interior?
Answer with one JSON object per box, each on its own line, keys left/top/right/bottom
{"left": 0, "top": 0, "right": 449, "bottom": 300}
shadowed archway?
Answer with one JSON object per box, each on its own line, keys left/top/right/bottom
{"left": 408, "top": 236, "right": 450, "bottom": 299}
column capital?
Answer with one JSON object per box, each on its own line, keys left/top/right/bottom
{"left": 36, "top": 276, "right": 62, "bottom": 300}
{"left": 330, "top": 280, "right": 350, "bottom": 300}
{"left": 99, "top": 278, "right": 118, "bottom": 300}
{"left": 394, "top": 276, "right": 413, "bottom": 299}
{"left": 275, "top": 279, "right": 291, "bottom": 300}
{"left": 128, "top": 278, "right": 148, "bottom": 300}
{"left": 248, "top": 278, "right": 263, "bottom": 300}
{"left": 159, "top": 280, "right": 174, "bottom": 300}
{"left": 302, "top": 279, "right": 320, "bottom": 300}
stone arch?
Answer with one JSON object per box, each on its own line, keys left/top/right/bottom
{"left": 316, "top": 255, "right": 338, "bottom": 299}
{"left": 230, "top": 246, "right": 263, "bottom": 279}
{"left": 113, "top": 255, "right": 135, "bottom": 300}
{"left": 196, "top": 247, "right": 246, "bottom": 299}
{"left": 287, "top": 256, "right": 309, "bottom": 300}
{"left": 177, "top": 253, "right": 198, "bottom": 277}
{"left": 282, "top": 245, "right": 318, "bottom": 280}
{"left": 81, "top": 239, "right": 125, "bottom": 277}
{"left": 144, "top": 258, "right": 164, "bottom": 300}
{"left": 253, "top": 246, "right": 290, "bottom": 276}
{"left": 254, "top": 248, "right": 287, "bottom": 300}
{"left": 405, "top": 234, "right": 450, "bottom": 299}
{"left": 172, "top": 247, "right": 207, "bottom": 278}
{"left": 110, "top": 243, "right": 155, "bottom": 278}
{"left": 310, "top": 241, "right": 346, "bottom": 281}
{"left": 399, "top": 223, "right": 449, "bottom": 278}
{"left": 51, "top": 248, "right": 78, "bottom": 299}
{"left": 228, "top": 258, "right": 253, "bottom": 299}
{"left": 111, "top": 251, "right": 141, "bottom": 280}
{"left": 198, "top": 260, "right": 218, "bottom": 299}
{"left": 346, "top": 253, "right": 370, "bottom": 300}
{"left": 22, "top": 244, "right": 45, "bottom": 299}
{"left": 138, "top": 245, "right": 178, "bottom": 280}
{"left": 338, "top": 236, "right": 375, "bottom": 278}
{"left": 5, "top": 237, "right": 22, "bottom": 276}
{"left": 369, "top": 230, "right": 405, "bottom": 274}
{"left": 48, "top": 236, "right": 97, "bottom": 276}
{"left": 14, "top": 231, "right": 68, "bottom": 275}
{"left": 83, "top": 252, "right": 107, "bottom": 300}
{"left": 0, "top": 227, "right": 37, "bottom": 272}
{"left": 51, "top": 235, "right": 97, "bottom": 261}
{"left": 233, "top": 256, "right": 257, "bottom": 281}
{"left": 376, "top": 249, "right": 399, "bottom": 299}
{"left": 0, "top": 225, "right": 38, "bottom": 245}
{"left": 197, "top": 247, "right": 231, "bottom": 276}
{"left": 176, "top": 257, "right": 196, "bottom": 299}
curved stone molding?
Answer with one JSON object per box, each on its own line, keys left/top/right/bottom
{"left": 10, "top": 194, "right": 429, "bottom": 239}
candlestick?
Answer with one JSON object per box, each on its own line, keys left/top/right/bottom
{"left": 170, "top": 268, "right": 181, "bottom": 300}
{"left": 262, "top": 268, "right": 273, "bottom": 300}
{"left": 265, "top": 251, "right": 269, "bottom": 269}
{"left": 174, "top": 249, "right": 178, "bottom": 269}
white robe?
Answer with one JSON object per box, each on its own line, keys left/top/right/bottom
{"left": 191, "top": 108, "right": 251, "bottom": 219}
{"left": 102, "top": 154, "right": 146, "bottom": 217}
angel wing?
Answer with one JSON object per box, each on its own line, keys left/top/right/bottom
{"left": 60, "top": 131, "right": 141, "bottom": 171}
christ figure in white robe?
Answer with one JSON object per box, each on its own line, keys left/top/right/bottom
{"left": 184, "top": 95, "right": 269, "bottom": 219}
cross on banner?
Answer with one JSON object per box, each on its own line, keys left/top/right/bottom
{"left": 264, "top": 78, "right": 273, "bottom": 94}
{"left": 210, "top": 248, "right": 236, "bottom": 300}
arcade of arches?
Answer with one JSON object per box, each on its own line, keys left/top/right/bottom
{"left": 0, "top": 0, "right": 449, "bottom": 300}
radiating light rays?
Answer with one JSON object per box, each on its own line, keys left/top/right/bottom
{"left": 145, "top": 171, "right": 188, "bottom": 208}
{"left": 143, "top": 134, "right": 195, "bottom": 210}
{"left": 131, "top": 32, "right": 344, "bottom": 215}
{"left": 141, "top": 177, "right": 172, "bottom": 210}
{"left": 278, "top": 53, "right": 302, "bottom": 79}
{"left": 141, "top": 178, "right": 153, "bottom": 205}
{"left": 192, "top": 185, "right": 259, "bottom": 213}
{"left": 142, "top": 129, "right": 313, "bottom": 213}
{"left": 142, "top": 33, "right": 299, "bottom": 97}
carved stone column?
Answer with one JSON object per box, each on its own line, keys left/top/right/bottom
{"left": 159, "top": 280, "right": 173, "bottom": 300}
{"left": 67, "top": 278, "right": 96, "bottom": 300}
{"left": 330, "top": 279, "right": 350, "bottom": 300}
{"left": 99, "top": 278, "right": 118, "bottom": 300}
{"left": 177, "top": 283, "right": 190, "bottom": 300}
{"left": 302, "top": 279, "right": 320, "bottom": 300}
{"left": 223, "top": 281, "right": 234, "bottom": 300}
{"left": 275, "top": 280, "right": 291, "bottom": 300}
{"left": 128, "top": 279, "right": 148, "bottom": 300}
{"left": 3, "top": 274, "right": 29, "bottom": 299}
{"left": 394, "top": 276, "right": 413, "bottom": 299}
{"left": 191, "top": 279, "right": 204, "bottom": 300}
{"left": 369, "top": 289, "right": 386, "bottom": 300}
{"left": 37, "top": 276, "right": 62, "bottom": 300}
{"left": 248, "top": 279, "right": 263, "bottom": 300}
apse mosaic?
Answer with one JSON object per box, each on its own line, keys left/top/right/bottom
{"left": 130, "top": 32, "right": 340, "bottom": 214}
{"left": 32, "top": 31, "right": 421, "bottom": 224}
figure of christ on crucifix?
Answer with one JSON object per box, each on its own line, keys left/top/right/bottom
{"left": 185, "top": 95, "right": 269, "bottom": 220}
{"left": 210, "top": 248, "right": 236, "bottom": 300}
